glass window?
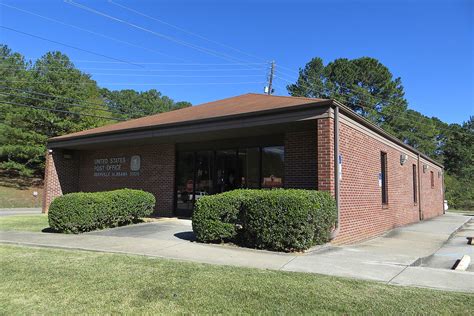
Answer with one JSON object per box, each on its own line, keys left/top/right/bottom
{"left": 176, "top": 152, "right": 194, "bottom": 214}
{"left": 195, "top": 151, "right": 214, "bottom": 200}
{"left": 216, "top": 149, "right": 238, "bottom": 193}
{"left": 381, "top": 152, "right": 388, "bottom": 205}
{"left": 176, "top": 145, "right": 285, "bottom": 215}
{"left": 413, "top": 164, "right": 417, "bottom": 204}
{"left": 261, "top": 146, "right": 284, "bottom": 188}
{"left": 238, "top": 148, "right": 260, "bottom": 189}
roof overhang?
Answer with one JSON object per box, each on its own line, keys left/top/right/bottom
{"left": 333, "top": 100, "right": 443, "bottom": 168}
{"left": 48, "top": 100, "right": 332, "bottom": 150}
{"left": 47, "top": 97, "right": 443, "bottom": 169}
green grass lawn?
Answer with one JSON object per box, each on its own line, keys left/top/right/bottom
{"left": 448, "top": 209, "right": 474, "bottom": 216}
{"left": 0, "top": 185, "right": 43, "bottom": 208}
{"left": 0, "top": 245, "right": 472, "bottom": 314}
{"left": 0, "top": 214, "right": 49, "bottom": 232}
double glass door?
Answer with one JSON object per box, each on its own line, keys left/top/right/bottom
{"left": 176, "top": 151, "right": 215, "bottom": 217}
{"left": 175, "top": 146, "right": 284, "bottom": 217}
{"left": 215, "top": 150, "right": 238, "bottom": 193}
{"left": 175, "top": 150, "right": 238, "bottom": 217}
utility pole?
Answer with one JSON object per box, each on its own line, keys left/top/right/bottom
{"left": 266, "top": 60, "right": 275, "bottom": 95}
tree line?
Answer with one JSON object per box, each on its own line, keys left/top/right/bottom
{"left": 0, "top": 45, "right": 190, "bottom": 177}
{"left": 0, "top": 46, "right": 472, "bottom": 209}
{"left": 288, "top": 57, "right": 472, "bottom": 210}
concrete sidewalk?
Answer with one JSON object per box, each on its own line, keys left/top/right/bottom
{"left": 0, "top": 208, "right": 41, "bottom": 216}
{"left": 0, "top": 213, "right": 472, "bottom": 293}
{"left": 418, "top": 219, "right": 474, "bottom": 272}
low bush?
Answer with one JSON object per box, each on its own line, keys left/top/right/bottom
{"left": 192, "top": 189, "right": 336, "bottom": 252}
{"left": 48, "top": 189, "right": 155, "bottom": 233}
{"left": 192, "top": 190, "right": 251, "bottom": 242}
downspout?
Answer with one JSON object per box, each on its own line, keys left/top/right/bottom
{"left": 442, "top": 168, "right": 446, "bottom": 214}
{"left": 417, "top": 154, "right": 422, "bottom": 220}
{"left": 330, "top": 104, "right": 340, "bottom": 239}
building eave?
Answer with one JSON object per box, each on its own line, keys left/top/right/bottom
{"left": 332, "top": 100, "right": 443, "bottom": 169}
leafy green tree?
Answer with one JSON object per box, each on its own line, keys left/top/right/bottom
{"left": 0, "top": 46, "right": 192, "bottom": 176}
{"left": 0, "top": 47, "right": 112, "bottom": 176}
{"left": 442, "top": 117, "right": 474, "bottom": 209}
{"left": 443, "top": 117, "right": 473, "bottom": 176}
{"left": 288, "top": 56, "right": 473, "bottom": 209}
{"left": 287, "top": 57, "right": 408, "bottom": 124}
{"left": 101, "top": 88, "right": 191, "bottom": 119}
{"left": 287, "top": 56, "right": 448, "bottom": 158}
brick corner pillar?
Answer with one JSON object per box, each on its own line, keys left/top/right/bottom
{"left": 42, "top": 149, "right": 79, "bottom": 213}
{"left": 317, "top": 117, "right": 335, "bottom": 196}
{"left": 151, "top": 143, "right": 176, "bottom": 217}
{"left": 284, "top": 122, "right": 317, "bottom": 189}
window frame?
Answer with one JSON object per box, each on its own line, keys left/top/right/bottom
{"left": 380, "top": 152, "right": 388, "bottom": 206}
{"left": 430, "top": 170, "right": 434, "bottom": 188}
{"left": 412, "top": 164, "right": 417, "bottom": 205}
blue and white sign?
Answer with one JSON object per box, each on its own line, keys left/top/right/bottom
{"left": 338, "top": 154, "right": 342, "bottom": 181}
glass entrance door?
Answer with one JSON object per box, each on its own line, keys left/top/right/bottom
{"left": 176, "top": 152, "right": 194, "bottom": 217}
{"left": 215, "top": 150, "right": 238, "bottom": 193}
{"left": 175, "top": 145, "right": 284, "bottom": 217}
{"left": 194, "top": 151, "right": 214, "bottom": 201}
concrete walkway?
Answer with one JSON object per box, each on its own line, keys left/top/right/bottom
{"left": 418, "top": 219, "right": 474, "bottom": 272}
{"left": 0, "top": 208, "right": 41, "bottom": 216}
{"left": 0, "top": 213, "right": 472, "bottom": 293}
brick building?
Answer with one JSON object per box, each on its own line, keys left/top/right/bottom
{"left": 43, "top": 93, "right": 444, "bottom": 244}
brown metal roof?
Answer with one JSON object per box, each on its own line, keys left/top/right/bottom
{"left": 50, "top": 93, "right": 328, "bottom": 141}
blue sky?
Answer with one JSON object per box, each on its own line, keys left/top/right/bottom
{"left": 0, "top": 0, "right": 472, "bottom": 123}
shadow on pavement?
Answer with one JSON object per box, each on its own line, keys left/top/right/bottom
{"left": 174, "top": 231, "right": 196, "bottom": 242}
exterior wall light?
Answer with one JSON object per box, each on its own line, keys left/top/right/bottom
{"left": 423, "top": 164, "right": 428, "bottom": 173}
{"left": 400, "top": 154, "right": 408, "bottom": 165}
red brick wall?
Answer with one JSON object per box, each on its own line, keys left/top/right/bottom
{"left": 420, "top": 159, "right": 444, "bottom": 220}
{"left": 331, "top": 117, "right": 444, "bottom": 244}
{"left": 284, "top": 122, "right": 317, "bottom": 189}
{"left": 77, "top": 144, "right": 175, "bottom": 216}
{"left": 43, "top": 116, "right": 444, "bottom": 242}
{"left": 317, "top": 117, "right": 335, "bottom": 194}
{"left": 43, "top": 144, "right": 175, "bottom": 216}
{"left": 42, "top": 149, "right": 79, "bottom": 213}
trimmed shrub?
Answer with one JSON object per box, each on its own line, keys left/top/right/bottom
{"left": 192, "top": 190, "right": 250, "bottom": 242}
{"left": 192, "top": 189, "right": 336, "bottom": 252}
{"left": 48, "top": 189, "right": 155, "bottom": 233}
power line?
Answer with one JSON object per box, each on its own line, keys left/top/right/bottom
{"left": 275, "top": 64, "right": 299, "bottom": 76}
{"left": 39, "top": 0, "right": 300, "bottom": 79}
{"left": 109, "top": 0, "right": 307, "bottom": 81}
{"left": 1, "top": 79, "right": 266, "bottom": 86}
{"left": 108, "top": 0, "right": 307, "bottom": 79}
{"left": 0, "top": 85, "right": 112, "bottom": 110}
{"left": 108, "top": 0, "right": 266, "bottom": 63}
{"left": 0, "top": 2, "right": 185, "bottom": 62}
{"left": 22, "top": 59, "right": 267, "bottom": 66}
{"left": 0, "top": 86, "right": 173, "bottom": 118}
{"left": 0, "top": 100, "right": 124, "bottom": 121}
{"left": 22, "top": 72, "right": 265, "bottom": 78}
{"left": 66, "top": 0, "right": 257, "bottom": 65}
{"left": 275, "top": 68, "right": 300, "bottom": 80}
{"left": 0, "top": 65, "right": 266, "bottom": 77}
{"left": 0, "top": 91, "right": 130, "bottom": 117}
{"left": 0, "top": 65, "right": 267, "bottom": 72}
{"left": 0, "top": 26, "right": 143, "bottom": 68}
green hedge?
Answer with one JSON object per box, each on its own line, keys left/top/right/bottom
{"left": 48, "top": 189, "right": 155, "bottom": 233}
{"left": 192, "top": 189, "right": 336, "bottom": 252}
